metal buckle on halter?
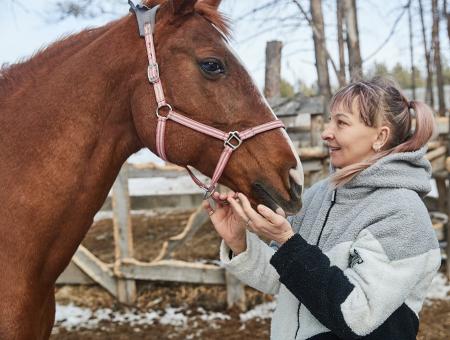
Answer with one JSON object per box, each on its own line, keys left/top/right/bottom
{"left": 224, "top": 131, "right": 242, "bottom": 150}
{"left": 147, "top": 63, "right": 160, "bottom": 83}
{"left": 156, "top": 103, "right": 172, "bottom": 118}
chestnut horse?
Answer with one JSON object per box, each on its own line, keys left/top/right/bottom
{"left": 0, "top": 0, "right": 303, "bottom": 338}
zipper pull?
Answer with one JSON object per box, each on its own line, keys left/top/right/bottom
{"left": 331, "top": 189, "right": 336, "bottom": 203}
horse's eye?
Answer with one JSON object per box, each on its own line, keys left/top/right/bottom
{"left": 199, "top": 59, "right": 225, "bottom": 76}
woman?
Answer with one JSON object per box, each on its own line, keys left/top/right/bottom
{"left": 203, "top": 77, "right": 441, "bottom": 339}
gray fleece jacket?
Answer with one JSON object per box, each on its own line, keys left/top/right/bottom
{"left": 220, "top": 147, "right": 441, "bottom": 339}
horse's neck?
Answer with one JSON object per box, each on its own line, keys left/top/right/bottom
{"left": 0, "top": 17, "right": 145, "bottom": 235}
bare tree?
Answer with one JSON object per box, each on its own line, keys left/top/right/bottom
{"left": 310, "top": 0, "right": 332, "bottom": 108}
{"left": 408, "top": 2, "right": 416, "bottom": 99}
{"left": 337, "top": 0, "right": 347, "bottom": 87}
{"left": 432, "top": 0, "right": 445, "bottom": 115}
{"left": 343, "top": 0, "right": 362, "bottom": 81}
{"left": 418, "top": 0, "right": 434, "bottom": 107}
{"left": 445, "top": 0, "right": 450, "bottom": 42}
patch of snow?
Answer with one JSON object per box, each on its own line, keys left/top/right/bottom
{"left": 239, "top": 301, "right": 276, "bottom": 322}
{"left": 55, "top": 304, "right": 180, "bottom": 330}
{"left": 159, "top": 307, "right": 188, "bottom": 327}
{"left": 426, "top": 273, "right": 450, "bottom": 301}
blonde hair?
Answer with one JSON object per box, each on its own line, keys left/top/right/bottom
{"left": 329, "top": 77, "right": 436, "bottom": 187}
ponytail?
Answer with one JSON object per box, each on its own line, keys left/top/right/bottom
{"left": 392, "top": 100, "right": 436, "bottom": 153}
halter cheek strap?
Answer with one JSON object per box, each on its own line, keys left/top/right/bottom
{"left": 129, "top": 1, "right": 285, "bottom": 199}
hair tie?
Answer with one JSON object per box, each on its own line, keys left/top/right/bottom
{"left": 408, "top": 100, "right": 414, "bottom": 110}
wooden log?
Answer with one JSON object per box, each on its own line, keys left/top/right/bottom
{"left": 310, "top": 113, "right": 324, "bottom": 147}
{"left": 299, "top": 146, "right": 328, "bottom": 160}
{"left": 426, "top": 146, "right": 446, "bottom": 173}
{"left": 118, "top": 259, "right": 225, "bottom": 284}
{"left": 264, "top": 41, "right": 282, "bottom": 99}
{"left": 112, "top": 164, "right": 137, "bottom": 304}
{"left": 72, "top": 245, "right": 117, "bottom": 297}
{"left": 447, "top": 171, "right": 450, "bottom": 280}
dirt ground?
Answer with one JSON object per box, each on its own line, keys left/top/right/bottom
{"left": 51, "top": 210, "right": 450, "bottom": 339}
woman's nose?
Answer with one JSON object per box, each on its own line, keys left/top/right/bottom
{"left": 321, "top": 126, "right": 333, "bottom": 141}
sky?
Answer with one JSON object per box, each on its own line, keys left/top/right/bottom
{"left": 1, "top": 0, "right": 449, "bottom": 90}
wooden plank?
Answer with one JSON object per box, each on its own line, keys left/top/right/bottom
{"left": 112, "top": 164, "right": 137, "bottom": 304}
{"left": 128, "top": 163, "right": 190, "bottom": 179}
{"left": 57, "top": 261, "right": 95, "bottom": 285}
{"left": 118, "top": 259, "right": 226, "bottom": 284}
{"left": 72, "top": 245, "right": 117, "bottom": 296}
{"left": 154, "top": 205, "right": 210, "bottom": 261}
{"left": 271, "top": 95, "right": 325, "bottom": 117}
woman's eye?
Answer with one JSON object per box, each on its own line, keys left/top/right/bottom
{"left": 337, "top": 120, "right": 346, "bottom": 126}
{"left": 199, "top": 59, "right": 225, "bottom": 75}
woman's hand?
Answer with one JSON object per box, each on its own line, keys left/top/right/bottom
{"left": 228, "top": 193, "right": 295, "bottom": 245}
{"left": 202, "top": 191, "right": 248, "bottom": 254}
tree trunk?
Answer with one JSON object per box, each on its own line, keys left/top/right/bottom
{"left": 264, "top": 40, "right": 283, "bottom": 100}
{"left": 310, "top": 0, "right": 331, "bottom": 117}
{"left": 432, "top": 0, "right": 445, "bottom": 115}
{"left": 343, "top": 0, "right": 362, "bottom": 81}
{"left": 445, "top": 0, "right": 450, "bottom": 41}
{"left": 337, "top": 0, "right": 347, "bottom": 87}
{"left": 418, "top": 0, "right": 434, "bottom": 107}
{"left": 408, "top": 2, "right": 416, "bottom": 99}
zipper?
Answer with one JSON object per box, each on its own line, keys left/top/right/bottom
{"left": 294, "top": 189, "right": 337, "bottom": 339}
{"left": 316, "top": 189, "right": 337, "bottom": 247}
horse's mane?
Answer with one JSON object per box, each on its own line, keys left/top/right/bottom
{"left": 0, "top": 24, "right": 112, "bottom": 96}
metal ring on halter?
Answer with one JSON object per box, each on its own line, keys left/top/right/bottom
{"left": 224, "top": 131, "right": 242, "bottom": 150}
{"left": 155, "top": 103, "right": 172, "bottom": 118}
{"left": 203, "top": 188, "right": 215, "bottom": 200}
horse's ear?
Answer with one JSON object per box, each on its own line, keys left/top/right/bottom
{"left": 199, "top": 0, "right": 221, "bottom": 9}
{"left": 170, "top": 0, "right": 197, "bottom": 16}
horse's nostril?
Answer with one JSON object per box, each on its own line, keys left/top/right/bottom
{"left": 289, "top": 177, "right": 303, "bottom": 200}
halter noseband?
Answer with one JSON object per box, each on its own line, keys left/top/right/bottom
{"left": 129, "top": 1, "right": 285, "bottom": 199}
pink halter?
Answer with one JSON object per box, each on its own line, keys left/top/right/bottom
{"left": 131, "top": 3, "right": 285, "bottom": 199}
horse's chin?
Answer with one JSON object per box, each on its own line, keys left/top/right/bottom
{"left": 252, "top": 182, "right": 302, "bottom": 216}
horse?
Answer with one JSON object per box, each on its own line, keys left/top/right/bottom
{"left": 0, "top": 0, "right": 303, "bottom": 338}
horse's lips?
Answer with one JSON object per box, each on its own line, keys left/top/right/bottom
{"left": 252, "top": 183, "right": 283, "bottom": 213}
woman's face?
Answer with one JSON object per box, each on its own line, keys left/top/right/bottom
{"left": 321, "top": 106, "right": 380, "bottom": 169}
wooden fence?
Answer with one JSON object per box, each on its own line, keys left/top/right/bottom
{"left": 57, "top": 113, "right": 450, "bottom": 306}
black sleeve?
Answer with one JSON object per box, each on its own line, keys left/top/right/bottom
{"left": 270, "top": 234, "right": 360, "bottom": 339}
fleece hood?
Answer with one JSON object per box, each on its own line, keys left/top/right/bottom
{"left": 339, "top": 147, "right": 432, "bottom": 198}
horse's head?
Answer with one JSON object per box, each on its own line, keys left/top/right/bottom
{"left": 129, "top": 0, "right": 303, "bottom": 215}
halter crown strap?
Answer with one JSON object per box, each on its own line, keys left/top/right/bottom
{"left": 128, "top": 1, "right": 159, "bottom": 37}
{"left": 129, "top": 1, "right": 285, "bottom": 198}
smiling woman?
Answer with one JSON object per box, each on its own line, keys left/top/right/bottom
{"left": 206, "top": 76, "right": 441, "bottom": 340}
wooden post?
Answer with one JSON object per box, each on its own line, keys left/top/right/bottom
{"left": 447, "top": 146, "right": 450, "bottom": 279}
{"left": 112, "top": 163, "right": 137, "bottom": 304}
{"left": 225, "top": 271, "right": 246, "bottom": 311}
{"left": 310, "top": 113, "right": 324, "bottom": 147}
{"left": 264, "top": 40, "right": 282, "bottom": 99}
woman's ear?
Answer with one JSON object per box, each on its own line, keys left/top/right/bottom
{"left": 374, "top": 126, "right": 390, "bottom": 151}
